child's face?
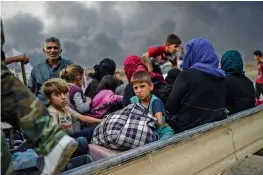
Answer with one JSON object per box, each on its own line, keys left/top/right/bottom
{"left": 47, "top": 92, "right": 69, "bottom": 109}
{"left": 78, "top": 75, "right": 84, "bottom": 87}
{"left": 166, "top": 44, "right": 180, "bottom": 55}
{"left": 132, "top": 82, "right": 153, "bottom": 100}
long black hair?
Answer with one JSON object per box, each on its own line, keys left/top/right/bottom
{"left": 92, "top": 75, "right": 121, "bottom": 98}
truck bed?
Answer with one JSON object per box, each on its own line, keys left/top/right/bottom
{"left": 61, "top": 105, "right": 263, "bottom": 175}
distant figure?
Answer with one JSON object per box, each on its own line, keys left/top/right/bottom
{"left": 221, "top": 50, "right": 255, "bottom": 115}
{"left": 114, "top": 71, "right": 124, "bottom": 84}
{"left": 177, "top": 47, "right": 184, "bottom": 70}
{"left": 253, "top": 50, "right": 263, "bottom": 100}
{"left": 114, "top": 71, "right": 127, "bottom": 96}
{"left": 142, "top": 34, "right": 182, "bottom": 68}
{"left": 165, "top": 37, "right": 227, "bottom": 133}
{"left": 28, "top": 37, "right": 72, "bottom": 106}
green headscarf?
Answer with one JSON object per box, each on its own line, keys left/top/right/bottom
{"left": 221, "top": 50, "right": 245, "bottom": 77}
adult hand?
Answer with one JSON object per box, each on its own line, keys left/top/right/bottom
{"left": 14, "top": 55, "right": 29, "bottom": 64}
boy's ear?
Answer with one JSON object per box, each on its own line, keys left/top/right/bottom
{"left": 150, "top": 82, "right": 154, "bottom": 91}
{"left": 43, "top": 48, "right": 46, "bottom": 54}
{"left": 46, "top": 97, "right": 51, "bottom": 103}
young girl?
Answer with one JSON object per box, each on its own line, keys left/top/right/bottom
{"left": 60, "top": 64, "right": 91, "bottom": 114}
{"left": 86, "top": 75, "right": 123, "bottom": 119}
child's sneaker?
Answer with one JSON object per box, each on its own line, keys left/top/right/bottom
{"left": 41, "top": 135, "right": 78, "bottom": 175}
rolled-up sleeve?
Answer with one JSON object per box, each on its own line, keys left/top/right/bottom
{"left": 73, "top": 92, "right": 90, "bottom": 113}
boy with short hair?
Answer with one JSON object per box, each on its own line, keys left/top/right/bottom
{"left": 142, "top": 34, "right": 182, "bottom": 68}
{"left": 42, "top": 78, "right": 102, "bottom": 143}
{"left": 253, "top": 50, "right": 263, "bottom": 100}
{"left": 129, "top": 71, "right": 174, "bottom": 140}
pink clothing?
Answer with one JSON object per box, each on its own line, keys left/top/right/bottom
{"left": 85, "top": 90, "right": 123, "bottom": 118}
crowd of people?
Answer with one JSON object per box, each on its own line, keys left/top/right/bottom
{"left": 1, "top": 17, "right": 263, "bottom": 174}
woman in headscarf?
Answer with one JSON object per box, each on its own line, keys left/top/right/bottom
{"left": 84, "top": 58, "right": 116, "bottom": 98}
{"left": 165, "top": 37, "right": 227, "bottom": 133}
{"left": 221, "top": 50, "right": 255, "bottom": 114}
{"left": 122, "top": 55, "right": 167, "bottom": 107}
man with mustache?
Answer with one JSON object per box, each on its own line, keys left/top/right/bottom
{"left": 29, "top": 37, "right": 73, "bottom": 106}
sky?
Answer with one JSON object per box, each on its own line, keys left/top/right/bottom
{"left": 1, "top": 1, "right": 263, "bottom": 68}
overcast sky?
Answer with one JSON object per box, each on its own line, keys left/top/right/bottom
{"left": 1, "top": 1, "right": 263, "bottom": 68}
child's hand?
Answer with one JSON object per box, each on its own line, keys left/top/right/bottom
{"left": 86, "top": 97, "right": 91, "bottom": 104}
{"left": 80, "top": 115, "right": 102, "bottom": 124}
{"left": 157, "top": 121, "right": 165, "bottom": 128}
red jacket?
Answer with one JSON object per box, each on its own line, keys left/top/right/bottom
{"left": 256, "top": 62, "right": 263, "bottom": 84}
{"left": 148, "top": 45, "right": 177, "bottom": 66}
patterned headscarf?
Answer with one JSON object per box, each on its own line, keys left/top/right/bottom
{"left": 221, "top": 50, "right": 245, "bottom": 77}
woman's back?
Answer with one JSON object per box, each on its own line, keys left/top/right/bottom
{"left": 220, "top": 50, "right": 256, "bottom": 115}
{"left": 166, "top": 69, "right": 227, "bottom": 133}
{"left": 165, "top": 37, "right": 227, "bottom": 133}
{"left": 224, "top": 75, "right": 255, "bottom": 114}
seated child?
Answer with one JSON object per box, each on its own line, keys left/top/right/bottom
{"left": 86, "top": 75, "right": 123, "bottom": 119}
{"left": 60, "top": 64, "right": 91, "bottom": 114}
{"left": 129, "top": 71, "right": 174, "bottom": 140}
{"left": 42, "top": 78, "right": 102, "bottom": 143}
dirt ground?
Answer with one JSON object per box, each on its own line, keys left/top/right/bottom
{"left": 231, "top": 155, "right": 263, "bottom": 175}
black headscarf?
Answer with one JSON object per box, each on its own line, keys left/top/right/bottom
{"left": 93, "top": 58, "right": 116, "bottom": 81}
{"left": 165, "top": 68, "right": 181, "bottom": 85}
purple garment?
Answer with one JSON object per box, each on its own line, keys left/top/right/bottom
{"left": 182, "top": 37, "right": 225, "bottom": 78}
{"left": 68, "top": 84, "right": 85, "bottom": 110}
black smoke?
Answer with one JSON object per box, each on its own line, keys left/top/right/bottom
{"left": 2, "top": 1, "right": 263, "bottom": 68}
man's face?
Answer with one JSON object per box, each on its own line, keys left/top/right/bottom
{"left": 47, "top": 92, "right": 69, "bottom": 109}
{"left": 43, "top": 42, "right": 61, "bottom": 61}
{"left": 132, "top": 82, "right": 153, "bottom": 100}
{"left": 166, "top": 44, "right": 180, "bottom": 55}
